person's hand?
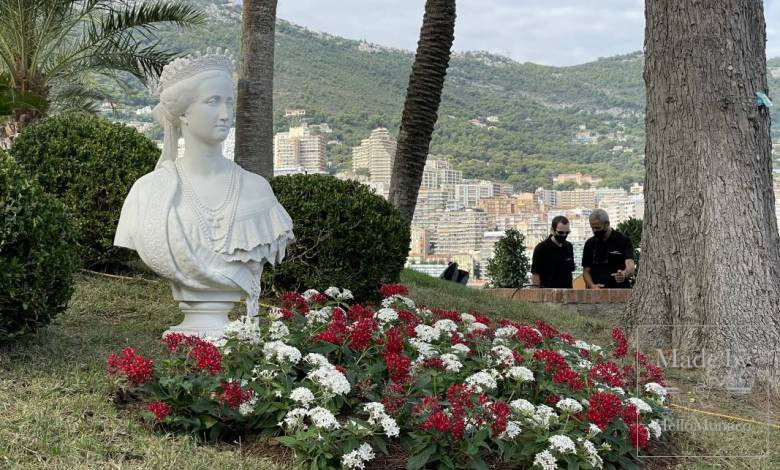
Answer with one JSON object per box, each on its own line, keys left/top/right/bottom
{"left": 612, "top": 270, "right": 626, "bottom": 283}
{"left": 591, "top": 283, "right": 605, "bottom": 289}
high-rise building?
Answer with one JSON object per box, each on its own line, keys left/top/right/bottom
{"left": 273, "top": 123, "right": 327, "bottom": 176}
{"left": 432, "top": 209, "right": 489, "bottom": 255}
{"left": 421, "top": 158, "right": 463, "bottom": 189}
{"left": 352, "top": 128, "right": 396, "bottom": 198}
{"left": 553, "top": 172, "right": 603, "bottom": 187}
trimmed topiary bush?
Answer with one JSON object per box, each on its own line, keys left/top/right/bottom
{"left": 10, "top": 112, "right": 158, "bottom": 268}
{"left": 0, "top": 151, "right": 80, "bottom": 341}
{"left": 266, "top": 174, "right": 410, "bottom": 302}
{"left": 485, "top": 228, "right": 530, "bottom": 288}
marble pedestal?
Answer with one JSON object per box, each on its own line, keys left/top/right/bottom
{"left": 164, "top": 282, "right": 243, "bottom": 338}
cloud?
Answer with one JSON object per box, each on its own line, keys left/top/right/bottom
{"left": 276, "top": 0, "right": 778, "bottom": 65}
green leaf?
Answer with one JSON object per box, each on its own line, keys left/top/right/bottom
{"left": 406, "top": 444, "right": 437, "bottom": 470}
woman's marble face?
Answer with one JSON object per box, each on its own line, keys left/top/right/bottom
{"left": 183, "top": 73, "right": 235, "bottom": 144}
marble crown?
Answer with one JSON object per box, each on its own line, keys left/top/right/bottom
{"left": 153, "top": 47, "right": 235, "bottom": 95}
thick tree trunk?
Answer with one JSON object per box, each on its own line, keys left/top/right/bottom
{"left": 235, "top": 0, "right": 277, "bottom": 180}
{"left": 388, "top": 0, "right": 456, "bottom": 224}
{"left": 627, "top": 0, "right": 780, "bottom": 389}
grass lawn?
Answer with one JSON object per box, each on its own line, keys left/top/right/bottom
{"left": 1, "top": 269, "right": 777, "bottom": 468}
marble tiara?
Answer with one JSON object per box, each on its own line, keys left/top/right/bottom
{"left": 152, "top": 47, "right": 235, "bottom": 96}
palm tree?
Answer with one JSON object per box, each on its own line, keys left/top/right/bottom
{"left": 0, "top": 0, "right": 204, "bottom": 147}
{"left": 388, "top": 0, "right": 456, "bottom": 224}
{"left": 234, "top": 0, "right": 277, "bottom": 180}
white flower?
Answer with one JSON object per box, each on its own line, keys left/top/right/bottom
{"left": 500, "top": 420, "right": 522, "bottom": 440}
{"left": 548, "top": 435, "right": 576, "bottom": 454}
{"left": 451, "top": 343, "right": 470, "bottom": 354}
{"left": 505, "top": 366, "right": 534, "bottom": 382}
{"left": 251, "top": 366, "right": 276, "bottom": 381}
{"left": 281, "top": 408, "right": 309, "bottom": 430}
{"left": 494, "top": 325, "right": 518, "bottom": 338}
{"left": 375, "top": 308, "right": 399, "bottom": 325}
{"left": 381, "top": 416, "right": 400, "bottom": 437}
{"left": 574, "top": 340, "right": 591, "bottom": 350}
{"left": 414, "top": 324, "right": 440, "bottom": 342}
{"left": 645, "top": 382, "right": 668, "bottom": 401}
{"left": 341, "top": 443, "right": 375, "bottom": 469}
{"left": 381, "top": 295, "right": 415, "bottom": 309}
{"left": 579, "top": 439, "right": 603, "bottom": 468}
{"left": 338, "top": 289, "right": 354, "bottom": 301}
{"left": 467, "top": 322, "right": 488, "bottom": 333}
{"left": 268, "top": 306, "right": 285, "bottom": 320}
{"left": 363, "top": 402, "right": 387, "bottom": 424}
{"left": 491, "top": 345, "right": 516, "bottom": 366}
{"left": 460, "top": 312, "right": 476, "bottom": 323}
{"left": 262, "top": 341, "right": 302, "bottom": 364}
{"left": 465, "top": 371, "right": 498, "bottom": 392}
{"left": 307, "top": 306, "right": 332, "bottom": 326}
{"left": 440, "top": 353, "right": 463, "bottom": 372}
{"left": 238, "top": 395, "right": 258, "bottom": 416}
{"left": 304, "top": 353, "right": 330, "bottom": 368}
{"left": 269, "top": 320, "right": 290, "bottom": 340}
{"left": 408, "top": 338, "right": 437, "bottom": 358}
{"left": 221, "top": 316, "right": 262, "bottom": 343}
{"left": 510, "top": 399, "right": 535, "bottom": 416}
{"left": 575, "top": 359, "right": 593, "bottom": 370}
{"left": 556, "top": 398, "right": 583, "bottom": 414}
{"left": 324, "top": 286, "right": 341, "bottom": 298}
{"left": 302, "top": 289, "right": 321, "bottom": 301}
{"left": 530, "top": 405, "right": 558, "bottom": 430}
{"left": 626, "top": 397, "right": 652, "bottom": 413}
{"left": 648, "top": 419, "right": 663, "bottom": 439}
{"left": 290, "top": 387, "right": 316, "bottom": 408}
{"left": 588, "top": 423, "right": 602, "bottom": 436}
{"left": 433, "top": 319, "right": 458, "bottom": 335}
{"left": 533, "top": 450, "right": 558, "bottom": 470}
{"left": 308, "top": 406, "right": 341, "bottom": 430}
{"left": 308, "top": 367, "right": 351, "bottom": 396}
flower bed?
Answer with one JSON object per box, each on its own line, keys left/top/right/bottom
{"left": 107, "top": 284, "right": 668, "bottom": 469}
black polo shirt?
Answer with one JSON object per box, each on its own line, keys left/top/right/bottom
{"left": 531, "top": 236, "right": 575, "bottom": 288}
{"left": 582, "top": 229, "right": 634, "bottom": 288}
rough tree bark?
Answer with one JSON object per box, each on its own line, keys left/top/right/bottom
{"left": 388, "top": 0, "right": 456, "bottom": 224}
{"left": 626, "top": 0, "right": 780, "bottom": 388}
{"left": 235, "top": 0, "right": 277, "bottom": 180}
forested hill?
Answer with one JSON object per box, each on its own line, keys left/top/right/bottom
{"left": 120, "top": 0, "right": 780, "bottom": 191}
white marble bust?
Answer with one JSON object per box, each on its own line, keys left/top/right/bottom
{"left": 114, "top": 49, "right": 294, "bottom": 337}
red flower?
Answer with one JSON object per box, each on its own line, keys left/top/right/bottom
{"left": 281, "top": 291, "right": 309, "bottom": 314}
{"left": 490, "top": 401, "right": 512, "bottom": 436}
{"left": 512, "top": 350, "right": 526, "bottom": 364}
{"left": 315, "top": 308, "right": 347, "bottom": 345}
{"left": 612, "top": 327, "right": 628, "bottom": 359}
{"left": 516, "top": 326, "right": 544, "bottom": 347}
{"left": 534, "top": 320, "right": 559, "bottom": 339}
{"left": 558, "top": 332, "right": 576, "bottom": 344}
{"left": 545, "top": 393, "right": 560, "bottom": 405}
{"left": 162, "top": 332, "right": 194, "bottom": 353}
{"left": 385, "top": 328, "right": 404, "bottom": 354}
{"left": 422, "top": 357, "right": 445, "bottom": 370}
{"left": 629, "top": 423, "right": 650, "bottom": 449}
{"left": 379, "top": 284, "right": 409, "bottom": 298}
{"left": 382, "top": 383, "right": 407, "bottom": 414}
{"left": 636, "top": 351, "right": 667, "bottom": 386}
{"left": 397, "top": 309, "right": 420, "bottom": 326}
{"left": 216, "top": 381, "right": 255, "bottom": 408}
{"left": 189, "top": 340, "right": 222, "bottom": 375}
{"left": 587, "top": 392, "right": 623, "bottom": 429}
{"left": 588, "top": 361, "right": 624, "bottom": 387}
{"left": 347, "top": 304, "right": 375, "bottom": 322}
{"left": 279, "top": 307, "right": 295, "bottom": 319}
{"left": 469, "top": 310, "right": 493, "bottom": 327}
{"left": 310, "top": 293, "right": 329, "bottom": 305}
{"left": 533, "top": 349, "right": 569, "bottom": 373}
{"left": 432, "top": 308, "right": 461, "bottom": 323}
{"left": 413, "top": 396, "right": 440, "bottom": 416}
{"left": 147, "top": 401, "right": 172, "bottom": 422}
{"left": 107, "top": 347, "right": 154, "bottom": 385}
{"left": 622, "top": 404, "right": 639, "bottom": 425}
{"left": 422, "top": 410, "right": 450, "bottom": 432}
{"left": 349, "top": 318, "right": 376, "bottom": 351}
{"left": 553, "top": 368, "right": 585, "bottom": 391}
{"left": 384, "top": 352, "right": 411, "bottom": 384}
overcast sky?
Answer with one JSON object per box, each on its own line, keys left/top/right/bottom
{"left": 275, "top": 0, "right": 780, "bottom": 66}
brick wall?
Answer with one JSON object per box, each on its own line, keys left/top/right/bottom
{"left": 489, "top": 288, "right": 632, "bottom": 304}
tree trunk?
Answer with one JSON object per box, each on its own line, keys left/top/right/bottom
{"left": 388, "top": 0, "right": 456, "bottom": 224}
{"left": 235, "top": 0, "right": 277, "bottom": 180}
{"left": 627, "top": 0, "right": 780, "bottom": 389}
{"left": 0, "top": 109, "right": 42, "bottom": 150}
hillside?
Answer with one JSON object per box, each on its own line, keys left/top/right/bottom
{"left": 113, "top": 0, "right": 780, "bottom": 191}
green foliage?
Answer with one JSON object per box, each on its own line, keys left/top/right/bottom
{"left": 266, "top": 174, "right": 411, "bottom": 302}
{"left": 485, "top": 229, "right": 530, "bottom": 288}
{"left": 616, "top": 217, "right": 642, "bottom": 262}
{"left": 0, "top": 152, "right": 80, "bottom": 341}
{"left": 10, "top": 112, "right": 159, "bottom": 268}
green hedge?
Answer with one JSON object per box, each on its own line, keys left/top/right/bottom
{"left": 0, "top": 152, "right": 80, "bottom": 340}
{"left": 10, "top": 112, "right": 158, "bottom": 268}
{"left": 266, "top": 174, "right": 410, "bottom": 302}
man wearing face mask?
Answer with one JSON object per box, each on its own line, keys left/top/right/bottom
{"left": 582, "top": 209, "right": 635, "bottom": 289}
{"left": 530, "top": 215, "right": 576, "bottom": 288}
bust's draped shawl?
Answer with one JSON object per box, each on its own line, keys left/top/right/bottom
{"left": 114, "top": 160, "right": 294, "bottom": 316}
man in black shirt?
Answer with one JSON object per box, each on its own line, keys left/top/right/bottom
{"left": 531, "top": 215, "right": 576, "bottom": 288}
{"left": 582, "top": 209, "right": 635, "bottom": 289}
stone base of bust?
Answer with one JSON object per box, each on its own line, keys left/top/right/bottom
{"left": 164, "top": 282, "right": 244, "bottom": 338}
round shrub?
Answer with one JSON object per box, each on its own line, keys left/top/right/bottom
{"left": 0, "top": 151, "right": 80, "bottom": 340}
{"left": 10, "top": 112, "right": 158, "bottom": 268}
{"left": 267, "top": 174, "right": 410, "bottom": 302}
